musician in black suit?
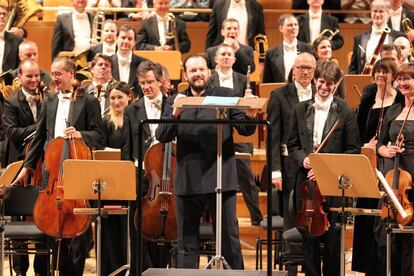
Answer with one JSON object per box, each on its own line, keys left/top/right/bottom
{"left": 136, "top": 0, "right": 191, "bottom": 53}
{"left": 0, "top": 5, "right": 23, "bottom": 73}
{"left": 296, "top": 0, "right": 344, "bottom": 50}
{"left": 13, "top": 57, "right": 104, "bottom": 276}
{"left": 267, "top": 53, "right": 316, "bottom": 242}
{"left": 387, "top": 0, "right": 414, "bottom": 39}
{"left": 121, "top": 61, "right": 168, "bottom": 275}
{"left": 209, "top": 44, "right": 263, "bottom": 225}
{"left": 83, "top": 53, "right": 115, "bottom": 115}
{"left": 348, "top": 0, "right": 406, "bottom": 74}
{"left": 205, "top": 0, "right": 265, "bottom": 49}
{"left": 51, "top": 0, "right": 94, "bottom": 59}
{"left": 2, "top": 59, "right": 48, "bottom": 276}
{"left": 263, "top": 14, "right": 312, "bottom": 83}
{"left": 206, "top": 18, "right": 254, "bottom": 75}
{"left": 111, "top": 24, "right": 148, "bottom": 98}
{"left": 87, "top": 19, "right": 118, "bottom": 60}
{"left": 288, "top": 61, "right": 360, "bottom": 276}
{"left": 156, "top": 55, "right": 257, "bottom": 269}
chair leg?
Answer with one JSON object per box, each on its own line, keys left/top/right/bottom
{"left": 255, "top": 237, "right": 259, "bottom": 270}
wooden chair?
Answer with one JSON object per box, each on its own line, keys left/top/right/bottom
{"left": 134, "top": 50, "right": 182, "bottom": 81}
{"left": 177, "top": 82, "right": 189, "bottom": 93}
{"left": 344, "top": 74, "right": 372, "bottom": 108}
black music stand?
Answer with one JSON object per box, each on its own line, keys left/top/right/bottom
{"left": 174, "top": 96, "right": 266, "bottom": 269}
{"left": 309, "top": 153, "right": 381, "bottom": 276}
{"left": 63, "top": 159, "right": 135, "bottom": 276}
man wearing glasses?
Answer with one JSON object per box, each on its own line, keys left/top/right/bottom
{"left": 266, "top": 52, "right": 316, "bottom": 275}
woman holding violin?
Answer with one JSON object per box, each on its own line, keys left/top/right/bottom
{"left": 352, "top": 57, "right": 404, "bottom": 274}
{"left": 100, "top": 81, "right": 132, "bottom": 275}
{"left": 376, "top": 63, "right": 414, "bottom": 276}
{"left": 13, "top": 57, "right": 104, "bottom": 276}
{"left": 287, "top": 61, "right": 360, "bottom": 276}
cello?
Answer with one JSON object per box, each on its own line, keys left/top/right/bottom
{"left": 134, "top": 142, "right": 177, "bottom": 242}
{"left": 296, "top": 120, "right": 341, "bottom": 237}
{"left": 380, "top": 101, "right": 414, "bottom": 225}
{"left": 32, "top": 86, "right": 92, "bottom": 272}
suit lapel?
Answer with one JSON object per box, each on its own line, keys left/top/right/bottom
{"left": 246, "top": 0, "right": 253, "bottom": 42}
{"left": 112, "top": 56, "right": 120, "bottom": 80}
{"left": 66, "top": 13, "right": 75, "bottom": 40}
{"left": 359, "top": 32, "right": 370, "bottom": 64}
{"left": 149, "top": 16, "right": 160, "bottom": 42}
{"left": 3, "top": 32, "right": 11, "bottom": 66}
{"left": 322, "top": 99, "right": 338, "bottom": 141}
{"left": 305, "top": 100, "right": 315, "bottom": 150}
{"left": 233, "top": 72, "right": 244, "bottom": 97}
{"left": 128, "top": 56, "right": 137, "bottom": 85}
{"left": 68, "top": 96, "right": 86, "bottom": 127}
{"left": 18, "top": 90, "right": 36, "bottom": 124}
{"left": 285, "top": 83, "right": 299, "bottom": 109}
{"left": 47, "top": 95, "right": 59, "bottom": 138}
{"left": 210, "top": 73, "right": 220, "bottom": 88}
{"left": 275, "top": 45, "right": 285, "bottom": 78}
{"left": 304, "top": 13, "right": 311, "bottom": 43}
{"left": 137, "top": 100, "right": 151, "bottom": 137}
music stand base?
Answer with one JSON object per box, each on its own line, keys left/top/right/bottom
{"left": 204, "top": 255, "right": 231, "bottom": 270}
{"left": 109, "top": 264, "right": 130, "bottom": 276}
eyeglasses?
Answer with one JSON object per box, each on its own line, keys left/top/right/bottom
{"left": 295, "top": 66, "right": 315, "bottom": 73}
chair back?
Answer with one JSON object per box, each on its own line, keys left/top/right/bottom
{"left": 4, "top": 185, "right": 39, "bottom": 217}
{"left": 134, "top": 50, "right": 182, "bottom": 80}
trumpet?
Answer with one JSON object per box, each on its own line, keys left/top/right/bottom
{"left": 314, "top": 29, "right": 340, "bottom": 43}
{"left": 254, "top": 34, "right": 268, "bottom": 62}
{"left": 165, "top": 13, "right": 180, "bottom": 51}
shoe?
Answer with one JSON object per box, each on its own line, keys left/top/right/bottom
{"left": 251, "top": 218, "right": 262, "bottom": 226}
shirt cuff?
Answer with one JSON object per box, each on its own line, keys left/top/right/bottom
{"left": 272, "top": 170, "right": 281, "bottom": 179}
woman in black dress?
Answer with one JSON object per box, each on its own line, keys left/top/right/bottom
{"left": 352, "top": 58, "right": 404, "bottom": 274}
{"left": 376, "top": 63, "right": 414, "bottom": 276}
{"left": 100, "top": 81, "right": 132, "bottom": 275}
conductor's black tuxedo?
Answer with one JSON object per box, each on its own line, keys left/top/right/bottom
{"left": 263, "top": 42, "right": 312, "bottom": 83}
{"left": 205, "top": 0, "right": 265, "bottom": 49}
{"left": 136, "top": 15, "right": 191, "bottom": 53}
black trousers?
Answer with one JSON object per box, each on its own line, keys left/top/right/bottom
{"left": 175, "top": 191, "right": 244, "bottom": 269}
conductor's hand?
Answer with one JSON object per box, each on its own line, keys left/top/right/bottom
{"left": 64, "top": 126, "right": 82, "bottom": 139}
{"left": 244, "top": 92, "right": 258, "bottom": 118}
{"left": 12, "top": 167, "right": 30, "bottom": 187}
{"left": 173, "top": 93, "right": 186, "bottom": 118}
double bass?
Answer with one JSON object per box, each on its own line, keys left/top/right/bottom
{"left": 380, "top": 101, "right": 414, "bottom": 225}
{"left": 135, "top": 142, "right": 177, "bottom": 241}
{"left": 296, "top": 120, "right": 341, "bottom": 237}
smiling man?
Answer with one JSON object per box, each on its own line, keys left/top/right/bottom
{"left": 156, "top": 54, "right": 257, "bottom": 269}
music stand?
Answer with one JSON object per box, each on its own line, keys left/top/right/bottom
{"left": 174, "top": 96, "right": 266, "bottom": 269}
{"left": 63, "top": 160, "right": 135, "bottom": 276}
{"left": 344, "top": 74, "right": 372, "bottom": 108}
{"left": 309, "top": 153, "right": 381, "bottom": 276}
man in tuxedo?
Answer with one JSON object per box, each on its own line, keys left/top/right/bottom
{"left": 297, "top": 0, "right": 344, "bottom": 50}
{"left": 205, "top": 0, "right": 265, "bottom": 49}
{"left": 83, "top": 53, "right": 114, "bottom": 115}
{"left": 2, "top": 59, "right": 49, "bottom": 276}
{"left": 263, "top": 14, "right": 312, "bottom": 83}
{"left": 288, "top": 61, "right": 360, "bottom": 276}
{"left": 348, "top": 0, "right": 406, "bottom": 74}
{"left": 112, "top": 24, "right": 148, "bottom": 98}
{"left": 0, "top": 4, "right": 23, "bottom": 73}
{"left": 7, "top": 40, "right": 51, "bottom": 87}
{"left": 388, "top": 0, "right": 414, "bottom": 40}
{"left": 51, "top": 0, "right": 93, "bottom": 59}
{"left": 13, "top": 57, "right": 104, "bottom": 276}
{"left": 88, "top": 19, "right": 118, "bottom": 60}
{"left": 206, "top": 18, "right": 254, "bottom": 75}
{"left": 156, "top": 54, "right": 257, "bottom": 269}
{"left": 209, "top": 44, "right": 263, "bottom": 225}
{"left": 121, "top": 60, "right": 168, "bottom": 275}
{"left": 267, "top": 52, "right": 316, "bottom": 236}
{"left": 136, "top": 0, "right": 191, "bottom": 53}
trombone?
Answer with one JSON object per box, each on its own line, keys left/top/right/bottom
{"left": 313, "top": 29, "right": 340, "bottom": 44}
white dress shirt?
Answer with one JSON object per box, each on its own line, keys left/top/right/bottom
{"left": 144, "top": 93, "right": 163, "bottom": 146}
{"left": 117, "top": 51, "right": 132, "bottom": 83}
{"left": 313, "top": 94, "right": 333, "bottom": 147}
{"left": 227, "top": 0, "right": 248, "bottom": 46}
{"left": 365, "top": 26, "right": 390, "bottom": 64}
{"left": 283, "top": 39, "right": 298, "bottom": 81}
{"left": 156, "top": 14, "right": 168, "bottom": 46}
{"left": 218, "top": 70, "right": 234, "bottom": 89}
{"left": 22, "top": 88, "right": 39, "bottom": 121}
{"left": 102, "top": 42, "right": 116, "bottom": 56}
{"left": 390, "top": 7, "right": 402, "bottom": 31}
{"left": 72, "top": 10, "right": 91, "bottom": 53}
{"left": 54, "top": 92, "right": 72, "bottom": 138}
{"left": 0, "top": 30, "right": 5, "bottom": 74}
{"left": 309, "top": 10, "right": 322, "bottom": 43}
{"left": 295, "top": 81, "right": 312, "bottom": 102}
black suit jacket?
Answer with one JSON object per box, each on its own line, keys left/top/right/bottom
{"left": 267, "top": 82, "right": 315, "bottom": 173}
{"left": 136, "top": 15, "right": 191, "bottom": 53}
{"left": 24, "top": 93, "right": 104, "bottom": 169}
{"left": 206, "top": 43, "right": 254, "bottom": 74}
{"left": 121, "top": 95, "right": 167, "bottom": 163}
{"left": 205, "top": 0, "right": 265, "bottom": 49}
{"left": 111, "top": 53, "right": 148, "bottom": 98}
{"left": 288, "top": 97, "right": 361, "bottom": 169}
{"left": 263, "top": 41, "right": 313, "bottom": 83}
{"left": 2, "top": 90, "right": 39, "bottom": 164}
{"left": 155, "top": 85, "right": 256, "bottom": 195}
{"left": 51, "top": 12, "right": 94, "bottom": 59}
{"left": 348, "top": 29, "right": 406, "bottom": 74}
{"left": 208, "top": 71, "right": 247, "bottom": 97}
{"left": 2, "top": 32, "right": 23, "bottom": 72}
{"left": 387, "top": 7, "right": 414, "bottom": 33}
{"left": 297, "top": 12, "right": 344, "bottom": 50}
